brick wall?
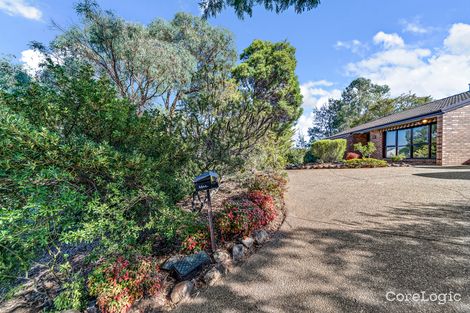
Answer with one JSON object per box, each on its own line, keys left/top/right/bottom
{"left": 369, "top": 130, "right": 383, "bottom": 159}
{"left": 346, "top": 133, "right": 368, "bottom": 154}
{"left": 441, "top": 105, "right": 470, "bottom": 165}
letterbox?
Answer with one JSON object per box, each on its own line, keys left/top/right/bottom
{"left": 193, "top": 171, "right": 219, "bottom": 191}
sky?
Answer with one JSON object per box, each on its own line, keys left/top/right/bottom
{"left": 1, "top": 0, "right": 470, "bottom": 140}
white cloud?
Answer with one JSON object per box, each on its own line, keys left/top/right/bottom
{"left": 0, "top": 0, "right": 42, "bottom": 20}
{"left": 335, "top": 39, "right": 368, "bottom": 55}
{"left": 346, "top": 23, "right": 470, "bottom": 99}
{"left": 20, "top": 49, "right": 45, "bottom": 75}
{"left": 295, "top": 111, "right": 315, "bottom": 142}
{"left": 444, "top": 23, "right": 470, "bottom": 54}
{"left": 373, "top": 31, "right": 405, "bottom": 49}
{"left": 296, "top": 81, "right": 342, "bottom": 141}
{"left": 300, "top": 80, "right": 341, "bottom": 109}
{"left": 400, "top": 19, "right": 431, "bottom": 34}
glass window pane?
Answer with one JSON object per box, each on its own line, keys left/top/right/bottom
{"left": 431, "top": 124, "right": 437, "bottom": 143}
{"left": 430, "top": 124, "right": 437, "bottom": 158}
{"left": 386, "top": 147, "right": 396, "bottom": 158}
{"left": 413, "top": 143, "right": 429, "bottom": 158}
{"left": 386, "top": 131, "right": 396, "bottom": 146}
{"left": 431, "top": 142, "right": 437, "bottom": 158}
{"left": 397, "top": 129, "right": 411, "bottom": 146}
{"left": 413, "top": 126, "right": 428, "bottom": 144}
{"left": 398, "top": 145, "right": 410, "bottom": 158}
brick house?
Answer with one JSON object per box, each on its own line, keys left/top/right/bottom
{"left": 329, "top": 91, "right": 470, "bottom": 165}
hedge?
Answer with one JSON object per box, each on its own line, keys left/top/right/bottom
{"left": 311, "top": 139, "right": 347, "bottom": 162}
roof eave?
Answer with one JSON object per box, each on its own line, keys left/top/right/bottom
{"left": 328, "top": 111, "right": 443, "bottom": 139}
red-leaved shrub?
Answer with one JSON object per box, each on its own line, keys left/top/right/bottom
{"left": 217, "top": 191, "right": 278, "bottom": 241}
{"left": 345, "top": 152, "right": 360, "bottom": 160}
{"left": 88, "top": 256, "right": 163, "bottom": 313}
{"left": 180, "top": 230, "right": 209, "bottom": 254}
{"left": 248, "top": 191, "right": 277, "bottom": 223}
{"left": 217, "top": 200, "right": 267, "bottom": 240}
{"left": 248, "top": 172, "right": 287, "bottom": 199}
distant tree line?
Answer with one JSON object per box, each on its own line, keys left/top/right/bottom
{"left": 308, "top": 77, "right": 432, "bottom": 142}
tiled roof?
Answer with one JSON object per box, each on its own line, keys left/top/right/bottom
{"left": 330, "top": 91, "right": 470, "bottom": 138}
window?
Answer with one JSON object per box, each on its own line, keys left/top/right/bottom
{"left": 384, "top": 123, "right": 437, "bottom": 159}
{"left": 385, "top": 130, "right": 397, "bottom": 158}
{"left": 397, "top": 129, "right": 411, "bottom": 158}
{"left": 412, "top": 126, "right": 429, "bottom": 158}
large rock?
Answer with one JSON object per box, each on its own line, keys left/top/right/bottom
{"left": 241, "top": 236, "right": 254, "bottom": 249}
{"left": 204, "top": 267, "right": 222, "bottom": 286}
{"left": 170, "top": 280, "right": 194, "bottom": 304}
{"left": 213, "top": 250, "right": 233, "bottom": 273}
{"left": 232, "top": 244, "right": 246, "bottom": 263}
{"left": 253, "top": 230, "right": 269, "bottom": 245}
{"left": 213, "top": 250, "right": 230, "bottom": 263}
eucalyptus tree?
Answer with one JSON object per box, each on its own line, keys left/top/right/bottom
{"left": 53, "top": 0, "right": 235, "bottom": 117}
{"left": 200, "top": 0, "right": 321, "bottom": 18}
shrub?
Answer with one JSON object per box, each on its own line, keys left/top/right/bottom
{"left": 53, "top": 273, "right": 86, "bottom": 311}
{"left": 180, "top": 230, "right": 209, "bottom": 254}
{"left": 353, "top": 142, "right": 377, "bottom": 158}
{"left": 303, "top": 149, "right": 316, "bottom": 163}
{"left": 248, "top": 172, "right": 287, "bottom": 199}
{"left": 286, "top": 148, "right": 306, "bottom": 165}
{"left": 345, "top": 152, "right": 360, "bottom": 160}
{"left": 216, "top": 190, "right": 278, "bottom": 241}
{"left": 88, "top": 256, "right": 163, "bottom": 313}
{"left": 311, "top": 139, "right": 347, "bottom": 162}
{"left": 217, "top": 200, "right": 267, "bottom": 240}
{"left": 343, "top": 158, "right": 388, "bottom": 168}
{"left": 247, "top": 191, "right": 277, "bottom": 223}
{"left": 391, "top": 154, "right": 406, "bottom": 162}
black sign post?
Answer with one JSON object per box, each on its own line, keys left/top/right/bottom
{"left": 206, "top": 189, "right": 216, "bottom": 252}
{"left": 193, "top": 171, "right": 219, "bottom": 252}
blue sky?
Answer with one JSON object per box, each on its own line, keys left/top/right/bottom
{"left": 1, "top": 0, "right": 470, "bottom": 138}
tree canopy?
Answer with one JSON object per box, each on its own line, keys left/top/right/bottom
{"left": 200, "top": 0, "right": 321, "bottom": 18}
{"left": 308, "top": 78, "right": 432, "bottom": 141}
{"left": 53, "top": 1, "right": 236, "bottom": 117}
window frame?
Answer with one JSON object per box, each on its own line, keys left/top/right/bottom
{"left": 383, "top": 122, "right": 437, "bottom": 159}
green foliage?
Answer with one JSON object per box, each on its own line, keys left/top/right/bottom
{"left": 53, "top": 273, "right": 86, "bottom": 311}
{"left": 0, "top": 102, "right": 192, "bottom": 286}
{"left": 308, "top": 78, "right": 432, "bottom": 140}
{"left": 391, "top": 154, "right": 406, "bottom": 162}
{"left": 55, "top": 2, "right": 235, "bottom": 116}
{"left": 0, "top": 3, "right": 302, "bottom": 303}
{"left": 353, "top": 142, "right": 377, "bottom": 158}
{"left": 286, "top": 148, "right": 307, "bottom": 165}
{"left": 311, "top": 139, "right": 347, "bottom": 163}
{"left": 201, "top": 0, "right": 321, "bottom": 18}
{"left": 184, "top": 39, "right": 302, "bottom": 173}
{"left": 343, "top": 158, "right": 388, "bottom": 168}
{"left": 303, "top": 150, "right": 317, "bottom": 163}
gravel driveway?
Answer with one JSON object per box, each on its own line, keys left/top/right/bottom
{"left": 176, "top": 166, "right": 470, "bottom": 313}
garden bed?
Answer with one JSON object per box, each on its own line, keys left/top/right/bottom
{"left": 286, "top": 160, "right": 410, "bottom": 170}
{"left": 0, "top": 172, "right": 287, "bottom": 313}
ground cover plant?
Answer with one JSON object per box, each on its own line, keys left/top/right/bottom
{"left": 343, "top": 158, "right": 388, "bottom": 168}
